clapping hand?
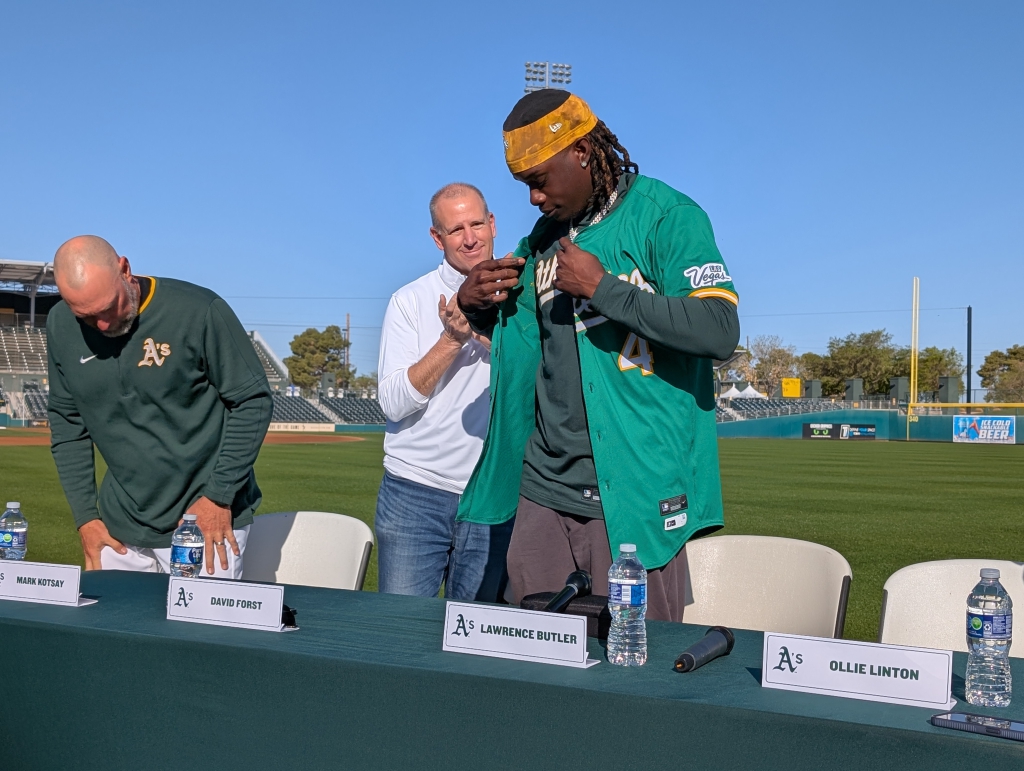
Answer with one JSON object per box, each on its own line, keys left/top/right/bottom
{"left": 438, "top": 294, "right": 472, "bottom": 345}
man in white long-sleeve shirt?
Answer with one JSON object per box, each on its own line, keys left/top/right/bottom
{"left": 376, "top": 182, "right": 513, "bottom": 601}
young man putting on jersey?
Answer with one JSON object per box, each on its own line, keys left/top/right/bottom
{"left": 456, "top": 89, "right": 740, "bottom": 622}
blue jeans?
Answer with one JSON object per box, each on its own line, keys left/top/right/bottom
{"left": 375, "top": 472, "right": 514, "bottom": 602}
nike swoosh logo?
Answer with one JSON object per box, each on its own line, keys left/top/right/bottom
{"left": 80, "top": 355, "right": 98, "bottom": 364}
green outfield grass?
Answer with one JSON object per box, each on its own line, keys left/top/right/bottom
{"left": 2, "top": 435, "right": 1021, "bottom": 641}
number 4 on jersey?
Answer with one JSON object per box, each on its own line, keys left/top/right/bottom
{"left": 618, "top": 333, "right": 654, "bottom": 375}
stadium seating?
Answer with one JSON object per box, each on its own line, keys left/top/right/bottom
{"left": 878, "top": 560, "right": 1024, "bottom": 656}
{"left": 21, "top": 383, "right": 48, "bottom": 420}
{"left": 0, "top": 324, "right": 385, "bottom": 427}
{"left": 715, "top": 397, "right": 882, "bottom": 422}
{"left": 253, "top": 348, "right": 280, "bottom": 384}
{"left": 0, "top": 327, "right": 47, "bottom": 374}
{"left": 682, "top": 535, "right": 853, "bottom": 637}
{"left": 248, "top": 331, "right": 287, "bottom": 385}
{"left": 729, "top": 398, "right": 828, "bottom": 414}
{"left": 270, "top": 394, "right": 334, "bottom": 423}
{"left": 242, "top": 511, "right": 374, "bottom": 590}
{"left": 320, "top": 395, "right": 385, "bottom": 425}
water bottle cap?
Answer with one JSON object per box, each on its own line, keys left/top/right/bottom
{"left": 619, "top": 543, "right": 637, "bottom": 553}
{"left": 981, "top": 568, "right": 1000, "bottom": 580}
{"left": 5, "top": 503, "right": 18, "bottom": 509}
{"left": 183, "top": 514, "right": 197, "bottom": 522}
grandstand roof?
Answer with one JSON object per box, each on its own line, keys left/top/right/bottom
{"left": 0, "top": 259, "right": 56, "bottom": 293}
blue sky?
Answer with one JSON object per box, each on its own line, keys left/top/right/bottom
{"left": 2, "top": 1, "right": 1021, "bottom": 387}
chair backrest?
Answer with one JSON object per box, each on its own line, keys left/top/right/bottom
{"left": 242, "top": 511, "right": 374, "bottom": 591}
{"left": 879, "top": 559, "right": 1024, "bottom": 655}
{"left": 682, "top": 535, "right": 852, "bottom": 638}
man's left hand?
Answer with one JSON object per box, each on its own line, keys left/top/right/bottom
{"left": 553, "top": 238, "right": 606, "bottom": 299}
{"left": 185, "top": 496, "right": 238, "bottom": 575}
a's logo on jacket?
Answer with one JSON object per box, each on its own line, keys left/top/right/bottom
{"left": 535, "top": 254, "right": 560, "bottom": 307}
{"left": 684, "top": 262, "right": 732, "bottom": 288}
{"left": 138, "top": 338, "right": 171, "bottom": 367}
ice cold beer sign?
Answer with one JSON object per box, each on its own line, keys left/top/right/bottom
{"left": 953, "top": 416, "right": 1015, "bottom": 444}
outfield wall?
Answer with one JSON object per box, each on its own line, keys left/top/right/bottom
{"left": 267, "top": 422, "right": 385, "bottom": 433}
{"left": 717, "top": 410, "right": 893, "bottom": 440}
{"left": 0, "top": 418, "right": 36, "bottom": 429}
{"left": 716, "top": 410, "right": 1020, "bottom": 444}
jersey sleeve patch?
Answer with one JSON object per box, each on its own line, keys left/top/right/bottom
{"left": 683, "top": 262, "right": 732, "bottom": 289}
{"left": 688, "top": 287, "right": 738, "bottom": 305}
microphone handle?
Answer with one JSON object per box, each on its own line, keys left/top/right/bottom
{"left": 675, "top": 630, "right": 730, "bottom": 672}
{"left": 543, "top": 585, "right": 580, "bottom": 613}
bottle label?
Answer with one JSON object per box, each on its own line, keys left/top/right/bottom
{"left": 609, "top": 581, "right": 646, "bottom": 607}
{"left": 967, "top": 612, "right": 1012, "bottom": 640}
{"left": 171, "top": 545, "right": 203, "bottom": 566}
{"left": 0, "top": 531, "right": 26, "bottom": 549}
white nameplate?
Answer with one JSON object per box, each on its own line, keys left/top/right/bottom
{"left": 167, "top": 577, "right": 286, "bottom": 632}
{"left": 763, "top": 632, "right": 955, "bottom": 709}
{"left": 0, "top": 561, "right": 95, "bottom": 606}
{"left": 442, "top": 601, "right": 599, "bottom": 668}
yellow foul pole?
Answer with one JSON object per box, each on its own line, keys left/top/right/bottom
{"left": 908, "top": 277, "right": 920, "bottom": 440}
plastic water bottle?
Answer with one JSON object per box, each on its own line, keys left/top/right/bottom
{"left": 170, "top": 514, "right": 204, "bottom": 578}
{"left": 966, "top": 568, "right": 1013, "bottom": 707}
{"left": 607, "top": 543, "right": 647, "bottom": 666}
{"left": 0, "top": 502, "right": 28, "bottom": 560}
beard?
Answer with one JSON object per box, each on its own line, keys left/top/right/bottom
{"left": 100, "top": 277, "right": 141, "bottom": 338}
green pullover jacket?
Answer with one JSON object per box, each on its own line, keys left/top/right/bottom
{"left": 47, "top": 277, "right": 272, "bottom": 548}
{"left": 457, "top": 175, "right": 740, "bottom": 569}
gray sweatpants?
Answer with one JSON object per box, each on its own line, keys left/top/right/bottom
{"left": 506, "top": 496, "right": 687, "bottom": 622}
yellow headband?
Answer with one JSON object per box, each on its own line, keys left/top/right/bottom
{"left": 503, "top": 94, "right": 598, "bottom": 174}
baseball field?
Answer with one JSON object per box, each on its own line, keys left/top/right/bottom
{"left": 1, "top": 429, "right": 1021, "bottom": 642}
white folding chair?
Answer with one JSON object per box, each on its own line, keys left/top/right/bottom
{"left": 241, "top": 511, "right": 374, "bottom": 590}
{"left": 879, "top": 559, "right": 1024, "bottom": 655}
{"left": 682, "top": 535, "right": 852, "bottom": 637}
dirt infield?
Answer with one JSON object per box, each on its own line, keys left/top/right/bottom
{"left": 0, "top": 429, "right": 366, "bottom": 446}
{"left": 0, "top": 429, "right": 50, "bottom": 446}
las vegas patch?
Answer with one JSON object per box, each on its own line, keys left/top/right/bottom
{"left": 684, "top": 263, "right": 732, "bottom": 288}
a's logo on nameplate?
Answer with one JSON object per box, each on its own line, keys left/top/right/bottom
{"left": 762, "top": 633, "right": 955, "bottom": 709}
{"left": 166, "top": 577, "right": 287, "bottom": 632}
{"left": 442, "top": 601, "right": 599, "bottom": 669}
{"left": 0, "top": 561, "right": 94, "bottom": 606}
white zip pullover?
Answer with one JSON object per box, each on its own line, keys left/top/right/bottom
{"left": 377, "top": 259, "right": 490, "bottom": 494}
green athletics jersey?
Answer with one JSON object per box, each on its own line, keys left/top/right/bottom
{"left": 459, "top": 175, "right": 740, "bottom": 569}
{"left": 47, "top": 277, "right": 273, "bottom": 548}
{"left": 519, "top": 177, "right": 637, "bottom": 519}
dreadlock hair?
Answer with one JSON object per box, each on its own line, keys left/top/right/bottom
{"left": 584, "top": 119, "right": 639, "bottom": 213}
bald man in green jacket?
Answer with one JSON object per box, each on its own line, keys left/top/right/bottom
{"left": 47, "top": 236, "right": 272, "bottom": 577}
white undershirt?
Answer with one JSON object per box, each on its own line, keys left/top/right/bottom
{"left": 377, "top": 259, "right": 490, "bottom": 494}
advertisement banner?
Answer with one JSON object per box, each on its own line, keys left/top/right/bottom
{"left": 952, "top": 416, "right": 1015, "bottom": 444}
{"left": 802, "top": 423, "right": 876, "bottom": 440}
{"left": 781, "top": 378, "right": 802, "bottom": 398}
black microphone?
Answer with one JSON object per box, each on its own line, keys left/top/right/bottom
{"left": 543, "top": 571, "right": 592, "bottom": 613}
{"left": 674, "top": 626, "right": 735, "bottom": 673}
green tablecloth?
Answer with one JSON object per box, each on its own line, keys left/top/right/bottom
{"left": 1, "top": 570, "right": 1022, "bottom": 769}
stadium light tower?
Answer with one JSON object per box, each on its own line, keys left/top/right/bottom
{"left": 524, "top": 62, "right": 572, "bottom": 94}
